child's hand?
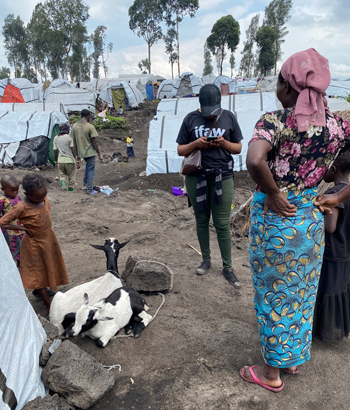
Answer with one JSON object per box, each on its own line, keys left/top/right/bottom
{"left": 23, "top": 227, "right": 33, "bottom": 237}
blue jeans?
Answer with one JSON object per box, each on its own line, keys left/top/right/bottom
{"left": 83, "top": 156, "right": 96, "bottom": 192}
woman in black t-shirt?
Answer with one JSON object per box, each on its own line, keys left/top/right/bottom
{"left": 176, "top": 84, "right": 243, "bottom": 287}
{"left": 314, "top": 152, "right": 350, "bottom": 342}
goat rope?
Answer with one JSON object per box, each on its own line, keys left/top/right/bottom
{"left": 112, "top": 292, "right": 166, "bottom": 340}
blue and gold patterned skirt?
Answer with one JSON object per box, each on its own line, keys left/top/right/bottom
{"left": 249, "top": 188, "right": 324, "bottom": 368}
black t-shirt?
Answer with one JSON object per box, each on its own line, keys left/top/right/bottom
{"left": 324, "top": 183, "right": 350, "bottom": 262}
{"left": 176, "top": 109, "right": 243, "bottom": 179}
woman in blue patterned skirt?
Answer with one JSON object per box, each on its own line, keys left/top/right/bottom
{"left": 240, "top": 48, "right": 350, "bottom": 392}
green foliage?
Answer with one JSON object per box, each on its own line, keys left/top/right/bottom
{"left": 264, "top": 0, "right": 293, "bottom": 74}
{"left": 159, "top": 0, "right": 199, "bottom": 76}
{"left": 164, "top": 28, "right": 178, "bottom": 79}
{"left": 255, "top": 25, "right": 278, "bottom": 76}
{"left": 229, "top": 53, "right": 235, "bottom": 78}
{"left": 2, "top": 14, "right": 29, "bottom": 76}
{"left": 138, "top": 58, "right": 150, "bottom": 74}
{"left": 68, "top": 113, "right": 127, "bottom": 132}
{"left": 207, "top": 15, "right": 240, "bottom": 76}
{"left": 129, "top": 0, "right": 163, "bottom": 74}
{"left": 347, "top": 94, "right": 350, "bottom": 104}
{"left": 239, "top": 14, "right": 260, "bottom": 78}
{"left": 92, "top": 114, "right": 127, "bottom": 132}
{"left": 0, "top": 67, "right": 10, "bottom": 79}
{"left": 203, "top": 42, "right": 213, "bottom": 77}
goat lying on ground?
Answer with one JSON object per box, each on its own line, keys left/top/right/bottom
{"left": 63, "top": 287, "right": 152, "bottom": 347}
{"left": 50, "top": 238, "right": 128, "bottom": 333}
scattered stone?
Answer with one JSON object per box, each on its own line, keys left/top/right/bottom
{"left": 139, "top": 170, "right": 147, "bottom": 176}
{"left": 37, "top": 315, "right": 59, "bottom": 340}
{"left": 39, "top": 341, "right": 53, "bottom": 366}
{"left": 22, "top": 393, "right": 75, "bottom": 410}
{"left": 122, "top": 256, "right": 173, "bottom": 292}
{"left": 41, "top": 340, "right": 115, "bottom": 409}
{"left": 101, "top": 154, "right": 113, "bottom": 164}
{"left": 112, "top": 152, "right": 129, "bottom": 163}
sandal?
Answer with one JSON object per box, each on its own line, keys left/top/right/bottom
{"left": 240, "top": 366, "right": 284, "bottom": 393}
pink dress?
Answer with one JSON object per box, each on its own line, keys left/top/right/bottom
{"left": 0, "top": 194, "right": 24, "bottom": 261}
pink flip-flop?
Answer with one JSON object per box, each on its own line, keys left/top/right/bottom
{"left": 240, "top": 366, "right": 285, "bottom": 393}
{"left": 282, "top": 366, "right": 299, "bottom": 374}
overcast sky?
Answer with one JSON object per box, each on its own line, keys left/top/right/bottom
{"left": 1, "top": 0, "right": 349, "bottom": 80}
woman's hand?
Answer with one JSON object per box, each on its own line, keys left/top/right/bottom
{"left": 208, "top": 135, "right": 226, "bottom": 148}
{"left": 263, "top": 192, "right": 297, "bottom": 217}
{"left": 195, "top": 137, "right": 211, "bottom": 149}
{"left": 76, "top": 160, "right": 80, "bottom": 169}
{"left": 314, "top": 193, "right": 340, "bottom": 214}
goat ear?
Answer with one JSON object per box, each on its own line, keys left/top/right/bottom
{"left": 117, "top": 241, "right": 129, "bottom": 249}
{"left": 97, "top": 316, "right": 114, "bottom": 322}
{"left": 83, "top": 293, "right": 89, "bottom": 305}
{"left": 90, "top": 244, "right": 105, "bottom": 251}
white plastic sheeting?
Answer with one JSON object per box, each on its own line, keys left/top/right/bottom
{"left": 156, "top": 79, "right": 175, "bottom": 99}
{"left": 92, "top": 78, "right": 119, "bottom": 93}
{"left": 214, "top": 76, "right": 236, "bottom": 94}
{"left": 0, "top": 103, "right": 67, "bottom": 117}
{"left": 0, "top": 79, "right": 40, "bottom": 103}
{"left": 0, "top": 110, "right": 66, "bottom": 165}
{"left": 0, "top": 231, "right": 46, "bottom": 410}
{"left": 171, "top": 72, "right": 203, "bottom": 97}
{"left": 45, "top": 88, "right": 96, "bottom": 113}
{"left": 157, "top": 92, "right": 278, "bottom": 116}
{"left": 327, "top": 97, "right": 350, "bottom": 112}
{"left": 99, "top": 81, "right": 143, "bottom": 109}
{"left": 326, "top": 80, "right": 350, "bottom": 99}
{"left": 45, "top": 79, "right": 73, "bottom": 96}
{"left": 202, "top": 74, "right": 217, "bottom": 84}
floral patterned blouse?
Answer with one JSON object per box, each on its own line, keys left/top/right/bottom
{"left": 250, "top": 107, "right": 350, "bottom": 192}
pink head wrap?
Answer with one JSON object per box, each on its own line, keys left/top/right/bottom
{"left": 280, "top": 48, "right": 331, "bottom": 132}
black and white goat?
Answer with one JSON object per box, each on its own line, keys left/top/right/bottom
{"left": 63, "top": 287, "right": 152, "bottom": 347}
{"left": 50, "top": 238, "right": 128, "bottom": 333}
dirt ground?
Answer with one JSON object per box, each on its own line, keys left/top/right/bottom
{"left": 2, "top": 101, "right": 350, "bottom": 410}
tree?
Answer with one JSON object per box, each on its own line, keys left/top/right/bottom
{"left": 0, "top": 67, "right": 10, "bottom": 79}
{"left": 202, "top": 42, "right": 213, "bottom": 77}
{"left": 129, "top": 0, "right": 163, "bottom": 74}
{"left": 91, "top": 26, "right": 103, "bottom": 79}
{"left": 164, "top": 28, "right": 178, "bottom": 79}
{"left": 22, "top": 67, "right": 38, "bottom": 83}
{"left": 255, "top": 25, "right": 278, "bottom": 76}
{"left": 138, "top": 58, "right": 150, "bottom": 74}
{"left": 160, "top": 0, "right": 199, "bottom": 76}
{"left": 239, "top": 14, "right": 260, "bottom": 78}
{"left": 44, "top": 0, "right": 89, "bottom": 81}
{"left": 2, "top": 14, "right": 29, "bottom": 77}
{"left": 207, "top": 15, "right": 240, "bottom": 76}
{"left": 229, "top": 53, "right": 235, "bottom": 78}
{"left": 264, "top": 0, "right": 292, "bottom": 74}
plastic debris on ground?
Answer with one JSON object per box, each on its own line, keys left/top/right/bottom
{"left": 48, "top": 339, "right": 62, "bottom": 354}
{"left": 172, "top": 187, "right": 188, "bottom": 196}
{"left": 100, "top": 185, "right": 118, "bottom": 196}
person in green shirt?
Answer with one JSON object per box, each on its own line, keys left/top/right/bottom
{"left": 70, "top": 109, "right": 102, "bottom": 194}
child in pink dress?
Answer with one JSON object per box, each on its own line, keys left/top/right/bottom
{"left": 0, "top": 175, "right": 24, "bottom": 266}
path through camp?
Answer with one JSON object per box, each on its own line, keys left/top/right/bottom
{"left": 2, "top": 102, "right": 350, "bottom": 409}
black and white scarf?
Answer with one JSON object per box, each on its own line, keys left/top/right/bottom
{"left": 196, "top": 160, "right": 233, "bottom": 212}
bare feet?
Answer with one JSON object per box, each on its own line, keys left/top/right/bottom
{"left": 241, "top": 364, "right": 282, "bottom": 388}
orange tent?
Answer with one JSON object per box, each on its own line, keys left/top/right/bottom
{"left": 2, "top": 84, "right": 25, "bottom": 103}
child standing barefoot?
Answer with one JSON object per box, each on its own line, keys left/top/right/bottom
{"left": 0, "top": 175, "right": 24, "bottom": 266}
{"left": 314, "top": 152, "right": 350, "bottom": 342}
{"left": 0, "top": 174, "right": 68, "bottom": 309}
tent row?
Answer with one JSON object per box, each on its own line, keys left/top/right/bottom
{"left": 146, "top": 94, "right": 350, "bottom": 176}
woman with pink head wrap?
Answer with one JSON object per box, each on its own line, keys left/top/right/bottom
{"left": 240, "top": 49, "right": 350, "bottom": 392}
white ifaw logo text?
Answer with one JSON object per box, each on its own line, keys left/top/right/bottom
{"left": 194, "top": 125, "right": 226, "bottom": 138}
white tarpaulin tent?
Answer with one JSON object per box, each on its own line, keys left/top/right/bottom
{"left": 0, "top": 103, "right": 67, "bottom": 117}
{"left": 0, "top": 79, "right": 40, "bottom": 103}
{"left": 157, "top": 92, "right": 279, "bottom": 116}
{"left": 171, "top": 72, "right": 203, "bottom": 97}
{"left": 91, "top": 78, "right": 119, "bottom": 93}
{"left": 326, "top": 80, "right": 350, "bottom": 99}
{"left": 156, "top": 80, "right": 175, "bottom": 99}
{"left": 118, "top": 74, "right": 156, "bottom": 99}
{"left": 99, "top": 81, "right": 143, "bottom": 109}
{"left": 202, "top": 74, "right": 217, "bottom": 84}
{"left": 0, "top": 231, "right": 46, "bottom": 410}
{"left": 0, "top": 110, "right": 66, "bottom": 166}
{"left": 45, "top": 88, "right": 96, "bottom": 113}
{"left": 214, "top": 76, "right": 236, "bottom": 94}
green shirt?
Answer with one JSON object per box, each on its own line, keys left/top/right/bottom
{"left": 70, "top": 121, "right": 98, "bottom": 158}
